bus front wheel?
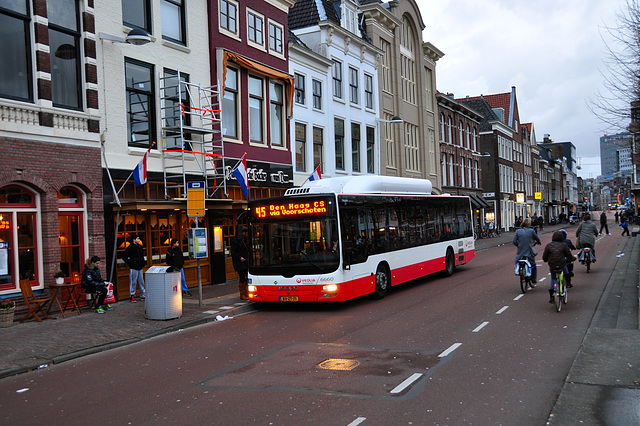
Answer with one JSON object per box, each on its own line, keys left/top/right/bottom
{"left": 373, "top": 264, "right": 390, "bottom": 299}
{"left": 444, "top": 249, "right": 455, "bottom": 276}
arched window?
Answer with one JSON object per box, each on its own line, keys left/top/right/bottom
{"left": 58, "top": 186, "right": 86, "bottom": 282}
{"left": 447, "top": 116, "right": 453, "bottom": 144}
{"left": 440, "top": 113, "right": 446, "bottom": 142}
{"left": 0, "top": 185, "right": 40, "bottom": 292}
{"left": 458, "top": 121, "right": 464, "bottom": 147}
{"left": 399, "top": 17, "right": 417, "bottom": 104}
{"left": 466, "top": 124, "right": 471, "bottom": 150}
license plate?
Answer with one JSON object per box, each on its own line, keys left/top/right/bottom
{"left": 280, "top": 296, "right": 299, "bottom": 302}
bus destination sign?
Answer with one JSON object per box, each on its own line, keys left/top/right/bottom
{"left": 252, "top": 198, "right": 330, "bottom": 220}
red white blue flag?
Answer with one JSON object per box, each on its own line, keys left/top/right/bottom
{"left": 232, "top": 155, "right": 249, "bottom": 198}
{"left": 133, "top": 144, "right": 153, "bottom": 186}
{"left": 309, "top": 164, "right": 322, "bottom": 181}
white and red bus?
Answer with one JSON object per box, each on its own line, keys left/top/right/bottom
{"left": 247, "top": 176, "right": 475, "bottom": 302}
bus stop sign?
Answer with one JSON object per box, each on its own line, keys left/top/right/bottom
{"left": 187, "top": 181, "right": 205, "bottom": 217}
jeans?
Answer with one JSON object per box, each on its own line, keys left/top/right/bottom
{"left": 599, "top": 223, "right": 609, "bottom": 234}
{"left": 549, "top": 266, "right": 569, "bottom": 290}
{"left": 179, "top": 269, "right": 188, "bottom": 292}
{"left": 129, "top": 269, "right": 146, "bottom": 298}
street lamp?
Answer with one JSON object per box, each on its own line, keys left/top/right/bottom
{"left": 375, "top": 116, "right": 404, "bottom": 174}
{"left": 99, "top": 28, "right": 152, "bottom": 45}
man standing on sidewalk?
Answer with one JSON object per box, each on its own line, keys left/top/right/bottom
{"left": 599, "top": 211, "right": 610, "bottom": 235}
{"left": 123, "top": 235, "right": 146, "bottom": 303}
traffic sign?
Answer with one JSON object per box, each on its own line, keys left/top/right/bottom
{"left": 187, "top": 181, "right": 205, "bottom": 217}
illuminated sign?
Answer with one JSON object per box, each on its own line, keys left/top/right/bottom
{"left": 251, "top": 197, "right": 333, "bottom": 221}
{"left": 516, "top": 193, "right": 525, "bottom": 203}
{"left": 535, "top": 192, "right": 542, "bottom": 200}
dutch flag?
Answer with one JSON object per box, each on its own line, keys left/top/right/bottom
{"left": 309, "top": 164, "right": 322, "bottom": 181}
{"left": 232, "top": 155, "right": 249, "bottom": 198}
{"left": 133, "top": 144, "right": 153, "bottom": 186}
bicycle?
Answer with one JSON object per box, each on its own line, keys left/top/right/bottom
{"left": 552, "top": 268, "right": 568, "bottom": 312}
{"left": 517, "top": 259, "right": 536, "bottom": 293}
{"left": 579, "top": 247, "right": 593, "bottom": 273}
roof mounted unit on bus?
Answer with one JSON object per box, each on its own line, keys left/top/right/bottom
{"left": 296, "top": 175, "right": 432, "bottom": 195}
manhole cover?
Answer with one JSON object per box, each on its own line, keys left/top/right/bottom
{"left": 318, "top": 358, "right": 360, "bottom": 371}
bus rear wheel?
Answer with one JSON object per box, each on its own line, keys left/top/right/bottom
{"left": 443, "top": 249, "right": 455, "bottom": 276}
{"left": 373, "top": 264, "right": 390, "bottom": 299}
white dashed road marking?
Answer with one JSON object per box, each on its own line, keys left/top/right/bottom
{"left": 472, "top": 321, "right": 489, "bottom": 332}
{"left": 496, "top": 306, "right": 509, "bottom": 314}
{"left": 439, "top": 342, "right": 462, "bottom": 358}
{"left": 390, "top": 373, "right": 423, "bottom": 394}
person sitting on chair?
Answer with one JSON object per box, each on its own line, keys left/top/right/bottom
{"left": 81, "top": 256, "right": 110, "bottom": 314}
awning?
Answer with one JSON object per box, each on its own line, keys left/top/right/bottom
{"left": 469, "top": 194, "right": 490, "bottom": 209}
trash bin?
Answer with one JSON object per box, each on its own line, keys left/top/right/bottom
{"left": 144, "top": 266, "right": 182, "bottom": 320}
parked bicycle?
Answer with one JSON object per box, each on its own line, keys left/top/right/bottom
{"left": 552, "top": 268, "right": 568, "bottom": 312}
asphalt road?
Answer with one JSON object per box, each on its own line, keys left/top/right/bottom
{"left": 0, "top": 231, "right": 626, "bottom": 425}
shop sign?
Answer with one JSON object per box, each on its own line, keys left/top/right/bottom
{"left": 225, "top": 160, "right": 293, "bottom": 187}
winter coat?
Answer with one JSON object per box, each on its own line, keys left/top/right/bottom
{"left": 231, "top": 236, "right": 249, "bottom": 272}
{"left": 576, "top": 220, "right": 598, "bottom": 248}
{"left": 123, "top": 242, "right": 146, "bottom": 270}
{"left": 543, "top": 231, "right": 576, "bottom": 270}
{"left": 81, "top": 264, "right": 105, "bottom": 290}
{"left": 165, "top": 246, "right": 185, "bottom": 270}
{"left": 513, "top": 227, "right": 541, "bottom": 262}
{"left": 600, "top": 213, "right": 607, "bottom": 224}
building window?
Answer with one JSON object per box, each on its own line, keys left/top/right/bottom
{"left": 125, "top": 58, "right": 155, "bottom": 149}
{"left": 440, "top": 113, "right": 446, "bottom": 142}
{"left": 161, "top": 0, "right": 185, "bottom": 44}
{"left": 335, "top": 118, "right": 344, "bottom": 170}
{"left": 0, "top": 2, "right": 32, "bottom": 101}
{"left": 270, "top": 82, "right": 284, "bottom": 147}
{"left": 364, "top": 74, "right": 373, "bottom": 109}
{"left": 460, "top": 157, "right": 466, "bottom": 187}
{"left": 48, "top": 0, "right": 82, "bottom": 109}
{"left": 332, "top": 60, "right": 342, "bottom": 99}
{"left": 449, "top": 154, "right": 455, "bottom": 185}
{"left": 268, "top": 21, "right": 283, "bottom": 54}
{"left": 447, "top": 116, "right": 453, "bottom": 144}
{"left": 162, "top": 68, "right": 190, "bottom": 150}
{"left": 249, "top": 75, "right": 264, "bottom": 143}
{"left": 473, "top": 127, "right": 478, "bottom": 151}
{"left": 219, "top": 0, "right": 238, "bottom": 35}
{"left": 405, "top": 123, "right": 419, "bottom": 172}
{"left": 0, "top": 185, "right": 40, "bottom": 292}
{"left": 380, "top": 40, "right": 391, "bottom": 92}
{"left": 295, "top": 122, "right": 306, "bottom": 171}
{"left": 349, "top": 67, "right": 358, "bottom": 104}
{"left": 425, "top": 68, "right": 434, "bottom": 111}
{"left": 312, "top": 79, "right": 322, "bottom": 110}
{"left": 247, "top": 10, "right": 264, "bottom": 47}
{"left": 58, "top": 186, "right": 85, "bottom": 282}
{"left": 313, "top": 127, "right": 323, "bottom": 173}
{"left": 294, "top": 73, "right": 305, "bottom": 105}
{"left": 384, "top": 115, "right": 395, "bottom": 168}
{"left": 366, "top": 126, "right": 375, "bottom": 173}
{"left": 352, "top": 123, "right": 360, "bottom": 172}
{"left": 222, "top": 67, "right": 238, "bottom": 139}
{"left": 466, "top": 124, "right": 471, "bottom": 150}
{"left": 458, "top": 121, "right": 464, "bottom": 147}
{"left": 441, "top": 154, "right": 447, "bottom": 186}
{"left": 400, "top": 17, "right": 416, "bottom": 104}
{"left": 123, "top": 0, "right": 151, "bottom": 32}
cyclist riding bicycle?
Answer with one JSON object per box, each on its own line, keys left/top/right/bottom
{"left": 575, "top": 213, "right": 599, "bottom": 262}
{"left": 542, "top": 230, "right": 576, "bottom": 303}
{"left": 558, "top": 229, "right": 575, "bottom": 287}
{"left": 513, "top": 218, "right": 541, "bottom": 283}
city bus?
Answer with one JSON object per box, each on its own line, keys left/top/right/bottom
{"left": 246, "top": 176, "right": 475, "bottom": 302}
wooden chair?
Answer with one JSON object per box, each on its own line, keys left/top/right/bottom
{"left": 19, "top": 279, "right": 52, "bottom": 323}
{"left": 73, "top": 275, "right": 98, "bottom": 311}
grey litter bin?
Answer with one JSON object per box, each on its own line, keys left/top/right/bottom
{"left": 144, "top": 266, "right": 182, "bottom": 320}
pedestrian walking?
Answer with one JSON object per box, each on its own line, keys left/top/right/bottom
{"left": 599, "top": 211, "right": 610, "bottom": 235}
{"left": 620, "top": 220, "right": 630, "bottom": 236}
{"left": 537, "top": 215, "right": 544, "bottom": 231}
{"left": 614, "top": 211, "right": 619, "bottom": 224}
{"left": 231, "top": 225, "right": 250, "bottom": 300}
{"left": 123, "top": 235, "right": 146, "bottom": 303}
{"left": 165, "top": 238, "right": 191, "bottom": 297}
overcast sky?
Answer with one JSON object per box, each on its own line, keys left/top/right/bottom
{"left": 418, "top": 0, "right": 629, "bottom": 179}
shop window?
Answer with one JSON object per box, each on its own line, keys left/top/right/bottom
{"left": 58, "top": 186, "right": 85, "bottom": 281}
{"left": 150, "top": 213, "right": 178, "bottom": 264}
{"left": 0, "top": 185, "right": 40, "bottom": 292}
{"left": 116, "top": 213, "right": 147, "bottom": 269}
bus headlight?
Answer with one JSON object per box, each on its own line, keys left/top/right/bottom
{"left": 322, "top": 284, "right": 338, "bottom": 292}
{"left": 248, "top": 285, "right": 257, "bottom": 292}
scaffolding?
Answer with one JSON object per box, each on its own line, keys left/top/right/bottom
{"left": 160, "top": 71, "right": 226, "bottom": 199}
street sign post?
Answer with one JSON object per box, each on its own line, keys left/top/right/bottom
{"left": 187, "top": 181, "right": 205, "bottom": 217}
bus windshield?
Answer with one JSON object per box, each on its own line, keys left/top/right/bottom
{"left": 250, "top": 196, "right": 339, "bottom": 277}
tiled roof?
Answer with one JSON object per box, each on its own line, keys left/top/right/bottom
{"left": 460, "top": 92, "right": 511, "bottom": 126}
{"left": 288, "top": 29, "right": 308, "bottom": 48}
{"left": 289, "top": 0, "right": 341, "bottom": 30}
{"left": 458, "top": 98, "right": 499, "bottom": 132}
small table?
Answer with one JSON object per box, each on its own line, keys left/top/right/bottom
{"left": 47, "top": 282, "right": 82, "bottom": 317}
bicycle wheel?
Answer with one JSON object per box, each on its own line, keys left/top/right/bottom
{"left": 586, "top": 258, "right": 590, "bottom": 273}
{"left": 520, "top": 274, "right": 528, "bottom": 294}
{"left": 563, "top": 284, "right": 568, "bottom": 304}
{"left": 555, "top": 274, "right": 562, "bottom": 312}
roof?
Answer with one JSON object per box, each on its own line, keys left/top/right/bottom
{"left": 457, "top": 98, "right": 500, "bottom": 132}
{"left": 289, "top": 0, "right": 341, "bottom": 30}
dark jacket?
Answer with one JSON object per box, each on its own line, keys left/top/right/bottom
{"left": 81, "top": 265, "right": 105, "bottom": 290}
{"left": 600, "top": 213, "right": 607, "bottom": 224}
{"left": 231, "top": 236, "right": 249, "bottom": 272}
{"left": 543, "top": 231, "right": 576, "bottom": 270}
{"left": 165, "top": 246, "right": 185, "bottom": 270}
{"left": 123, "top": 241, "right": 146, "bottom": 270}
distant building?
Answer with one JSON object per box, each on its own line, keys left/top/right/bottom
{"left": 600, "top": 133, "right": 632, "bottom": 177}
